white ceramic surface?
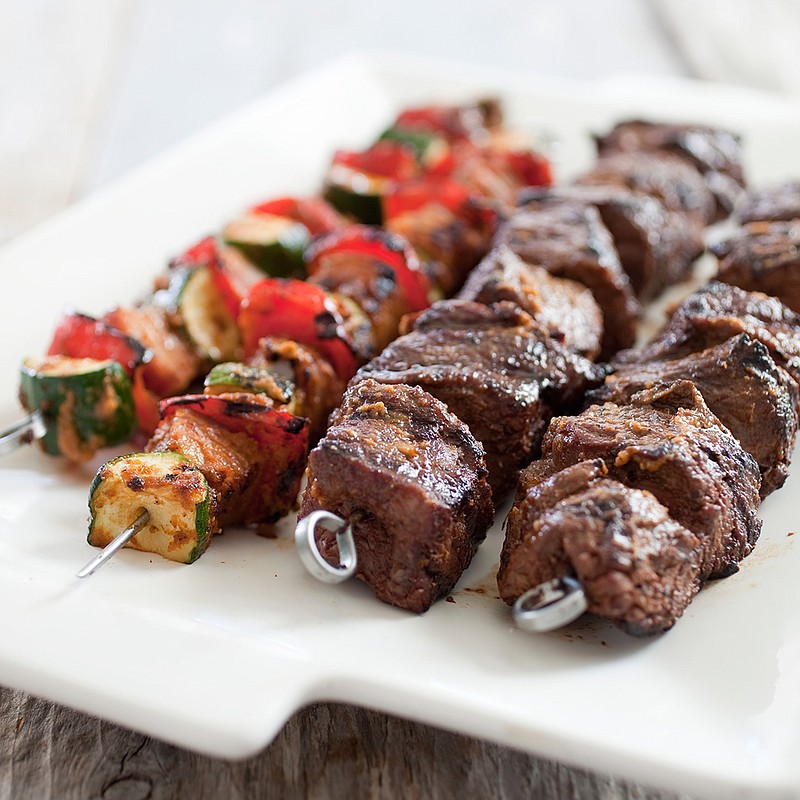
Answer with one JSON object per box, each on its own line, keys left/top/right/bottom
{"left": 2, "top": 53, "right": 800, "bottom": 800}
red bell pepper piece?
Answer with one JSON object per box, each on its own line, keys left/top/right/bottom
{"left": 159, "top": 393, "right": 309, "bottom": 453}
{"left": 131, "top": 369, "right": 161, "bottom": 438}
{"left": 238, "top": 279, "right": 358, "bottom": 380}
{"left": 169, "top": 235, "right": 218, "bottom": 270}
{"left": 47, "top": 312, "right": 150, "bottom": 378}
{"left": 305, "top": 225, "right": 430, "bottom": 313}
{"left": 502, "top": 150, "right": 553, "bottom": 188}
{"left": 383, "top": 178, "right": 498, "bottom": 236}
{"left": 331, "top": 140, "right": 419, "bottom": 182}
{"left": 249, "top": 196, "right": 342, "bottom": 237}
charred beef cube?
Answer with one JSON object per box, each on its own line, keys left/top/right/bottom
{"left": 537, "top": 380, "right": 762, "bottom": 581}
{"left": 593, "top": 119, "right": 746, "bottom": 221}
{"left": 498, "top": 459, "right": 701, "bottom": 636}
{"left": 712, "top": 220, "right": 800, "bottom": 314}
{"left": 576, "top": 151, "right": 717, "bottom": 225}
{"left": 457, "top": 245, "right": 604, "bottom": 359}
{"left": 496, "top": 200, "right": 639, "bottom": 357}
{"left": 616, "top": 282, "right": 800, "bottom": 389}
{"left": 738, "top": 181, "right": 800, "bottom": 224}
{"left": 590, "top": 334, "right": 799, "bottom": 496}
{"left": 354, "top": 300, "right": 606, "bottom": 499}
{"left": 299, "top": 380, "right": 494, "bottom": 613}
{"left": 522, "top": 185, "right": 704, "bottom": 301}
{"left": 248, "top": 337, "right": 346, "bottom": 443}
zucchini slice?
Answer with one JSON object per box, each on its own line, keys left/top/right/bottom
{"left": 204, "top": 362, "right": 294, "bottom": 404}
{"left": 156, "top": 266, "right": 241, "bottom": 362}
{"left": 222, "top": 213, "right": 310, "bottom": 278}
{"left": 88, "top": 451, "right": 214, "bottom": 564}
{"left": 323, "top": 166, "right": 388, "bottom": 226}
{"left": 19, "top": 356, "right": 136, "bottom": 462}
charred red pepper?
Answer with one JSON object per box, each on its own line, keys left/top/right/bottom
{"left": 238, "top": 279, "right": 359, "bottom": 380}
{"left": 392, "top": 100, "right": 500, "bottom": 142}
{"left": 331, "top": 141, "right": 419, "bottom": 182}
{"left": 249, "top": 196, "right": 342, "bottom": 237}
{"left": 47, "top": 312, "right": 150, "bottom": 378}
{"left": 169, "top": 235, "right": 219, "bottom": 270}
{"left": 305, "top": 225, "right": 431, "bottom": 313}
{"left": 500, "top": 149, "right": 553, "bottom": 188}
{"left": 383, "top": 177, "right": 497, "bottom": 229}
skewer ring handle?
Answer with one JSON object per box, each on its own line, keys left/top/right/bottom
{"left": 295, "top": 510, "right": 357, "bottom": 584}
{"left": 512, "top": 575, "right": 587, "bottom": 633}
{"left": 0, "top": 409, "right": 46, "bottom": 456}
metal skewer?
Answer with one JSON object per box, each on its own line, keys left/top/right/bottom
{"left": 0, "top": 409, "right": 46, "bottom": 456}
{"left": 76, "top": 509, "right": 150, "bottom": 578}
{"left": 295, "top": 510, "right": 357, "bottom": 583}
{"left": 512, "top": 575, "right": 587, "bottom": 632}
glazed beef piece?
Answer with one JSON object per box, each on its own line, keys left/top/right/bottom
{"left": 299, "top": 380, "right": 494, "bottom": 613}
{"left": 712, "top": 220, "right": 800, "bottom": 314}
{"left": 615, "top": 282, "right": 800, "bottom": 388}
{"left": 590, "top": 334, "right": 798, "bottom": 496}
{"left": 522, "top": 185, "right": 704, "bottom": 301}
{"left": 498, "top": 459, "right": 701, "bottom": 636}
{"left": 354, "top": 300, "right": 606, "bottom": 499}
{"left": 458, "top": 245, "right": 604, "bottom": 359}
{"left": 593, "top": 119, "right": 746, "bottom": 220}
{"left": 496, "top": 200, "right": 639, "bottom": 356}
{"left": 576, "top": 151, "right": 717, "bottom": 225}
{"left": 536, "top": 380, "right": 762, "bottom": 580}
{"left": 737, "top": 181, "right": 800, "bottom": 224}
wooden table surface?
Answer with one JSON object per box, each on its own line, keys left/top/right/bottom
{"left": 0, "top": 2, "right": 747, "bottom": 797}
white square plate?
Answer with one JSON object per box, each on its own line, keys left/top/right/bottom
{"left": 2, "top": 53, "right": 800, "bottom": 800}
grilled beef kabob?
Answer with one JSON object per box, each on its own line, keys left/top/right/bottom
{"left": 493, "top": 122, "right": 800, "bottom": 637}
{"left": 296, "top": 119, "right": 744, "bottom": 615}
{"left": 17, "top": 99, "right": 551, "bottom": 572}
{"left": 297, "top": 195, "right": 634, "bottom": 610}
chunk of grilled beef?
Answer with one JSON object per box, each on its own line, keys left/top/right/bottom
{"left": 615, "top": 282, "right": 800, "bottom": 388}
{"left": 147, "top": 405, "right": 265, "bottom": 528}
{"left": 535, "top": 380, "right": 762, "bottom": 580}
{"left": 589, "top": 334, "right": 798, "bottom": 496}
{"left": 496, "top": 200, "right": 639, "bottom": 356}
{"left": 712, "top": 220, "right": 800, "bottom": 314}
{"left": 737, "top": 181, "right": 800, "bottom": 224}
{"left": 498, "top": 459, "right": 701, "bottom": 635}
{"left": 299, "top": 380, "right": 494, "bottom": 613}
{"left": 593, "top": 119, "right": 746, "bottom": 221}
{"left": 457, "top": 245, "right": 604, "bottom": 359}
{"left": 249, "top": 336, "right": 346, "bottom": 443}
{"left": 576, "top": 151, "right": 717, "bottom": 225}
{"left": 353, "top": 301, "right": 606, "bottom": 499}
{"left": 521, "top": 185, "right": 704, "bottom": 301}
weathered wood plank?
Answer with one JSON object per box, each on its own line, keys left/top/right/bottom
{"left": 0, "top": 687, "right": 694, "bottom": 800}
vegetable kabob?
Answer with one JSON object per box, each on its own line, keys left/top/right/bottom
{"left": 8, "top": 98, "right": 551, "bottom": 574}
{"left": 79, "top": 222, "right": 434, "bottom": 574}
